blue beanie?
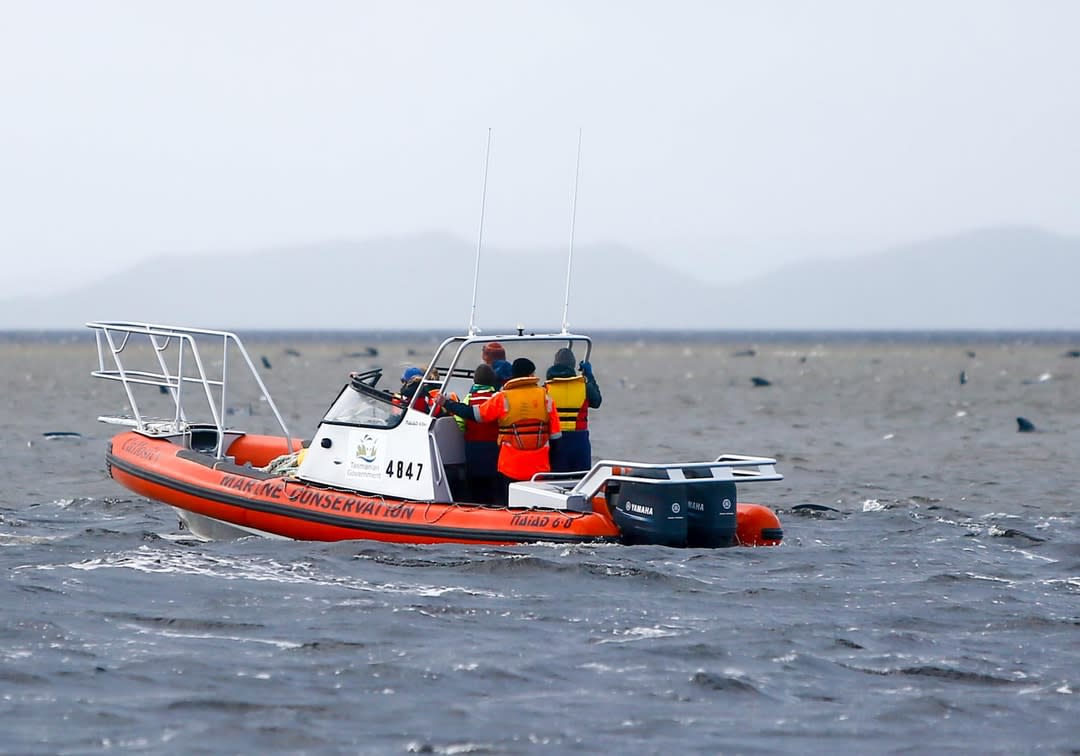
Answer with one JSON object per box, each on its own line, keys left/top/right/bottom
{"left": 492, "top": 359, "right": 513, "bottom": 382}
{"left": 401, "top": 366, "right": 424, "bottom": 384}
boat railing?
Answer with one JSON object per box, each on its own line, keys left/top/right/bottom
{"left": 86, "top": 321, "right": 292, "bottom": 459}
{"left": 516, "top": 454, "right": 782, "bottom": 510}
{"left": 424, "top": 331, "right": 593, "bottom": 400}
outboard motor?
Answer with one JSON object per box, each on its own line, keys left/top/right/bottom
{"left": 608, "top": 469, "right": 738, "bottom": 548}
{"left": 683, "top": 479, "right": 738, "bottom": 548}
{"left": 608, "top": 478, "right": 688, "bottom": 547}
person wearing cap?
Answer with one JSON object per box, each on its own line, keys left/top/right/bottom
{"left": 400, "top": 366, "right": 424, "bottom": 386}
{"left": 395, "top": 366, "right": 451, "bottom": 414}
{"left": 453, "top": 363, "right": 500, "bottom": 504}
{"left": 545, "top": 348, "right": 602, "bottom": 472}
{"left": 395, "top": 366, "right": 425, "bottom": 407}
{"left": 442, "top": 357, "right": 561, "bottom": 505}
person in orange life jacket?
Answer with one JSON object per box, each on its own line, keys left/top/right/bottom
{"left": 452, "top": 363, "right": 501, "bottom": 504}
{"left": 442, "top": 357, "right": 561, "bottom": 506}
{"left": 545, "top": 348, "right": 601, "bottom": 472}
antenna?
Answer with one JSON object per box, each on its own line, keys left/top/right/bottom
{"left": 467, "top": 128, "right": 493, "bottom": 337}
{"left": 561, "top": 128, "right": 583, "bottom": 334}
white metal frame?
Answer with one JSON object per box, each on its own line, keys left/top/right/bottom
{"left": 87, "top": 320, "right": 294, "bottom": 459}
{"left": 509, "top": 455, "right": 782, "bottom": 511}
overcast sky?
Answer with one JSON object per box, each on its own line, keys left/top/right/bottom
{"left": 2, "top": 1, "right": 1078, "bottom": 297}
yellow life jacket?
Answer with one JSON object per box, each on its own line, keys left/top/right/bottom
{"left": 498, "top": 377, "right": 551, "bottom": 451}
{"left": 546, "top": 375, "right": 588, "bottom": 431}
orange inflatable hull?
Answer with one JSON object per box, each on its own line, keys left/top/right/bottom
{"left": 105, "top": 431, "right": 782, "bottom": 547}
{"left": 107, "top": 432, "right": 621, "bottom": 545}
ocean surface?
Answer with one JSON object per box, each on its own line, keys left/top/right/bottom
{"left": 2, "top": 331, "right": 1078, "bottom": 754}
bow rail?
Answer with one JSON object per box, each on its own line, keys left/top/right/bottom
{"left": 86, "top": 321, "right": 292, "bottom": 459}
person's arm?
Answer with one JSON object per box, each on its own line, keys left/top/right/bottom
{"left": 474, "top": 392, "right": 506, "bottom": 423}
{"left": 445, "top": 392, "right": 504, "bottom": 425}
{"left": 547, "top": 396, "right": 562, "bottom": 440}
{"left": 580, "top": 361, "right": 602, "bottom": 408}
{"left": 453, "top": 393, "right": 470, "bottom": 431}
{"left": 442, "top": 399, "right": 479, "bottom": 423}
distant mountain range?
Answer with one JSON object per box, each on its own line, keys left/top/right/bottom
{"left": 3, "top": 226, "right": 1078, "bottom": 330}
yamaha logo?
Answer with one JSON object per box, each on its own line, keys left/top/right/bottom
{"left": 722, "top": 498, "right": 733, "bottom": 510}
{"left": 624, "top": 501, "right": 654, "bottom": 516}
{"left": 671, "top": 502, "right": 681, "bottom": 514}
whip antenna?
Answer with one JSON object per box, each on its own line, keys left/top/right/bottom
{"left": 467, "top": 128, "right": 493, "bottom": 337}
{"left": 560, "top": 128, "right": 583, "bottom": 335}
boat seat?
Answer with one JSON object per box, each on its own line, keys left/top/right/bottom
{"left": 430, "top": 416, "right": 465, "bottom": 466}
{"left": 189, "top": 426, "right": 221, "bottom": 453}
{"left": 508, "top": 480, "right": 589, "bottom": 511}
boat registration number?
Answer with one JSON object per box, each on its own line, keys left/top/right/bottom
{"left": 385, "top": 460, "right": 424, "bottom": 480}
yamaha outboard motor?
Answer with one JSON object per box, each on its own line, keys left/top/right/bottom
{"left": 608, "top": 469, "right": 738, "bottom": 548}
{"left": 683, "top": 479, "right": 738, "bottom": 548}
{"left": 608, "top": 478, "right": 687, "bottom": 547}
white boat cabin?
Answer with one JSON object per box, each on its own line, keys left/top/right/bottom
{"left": 296, "top": 331, "right": 594, "bottom": 503}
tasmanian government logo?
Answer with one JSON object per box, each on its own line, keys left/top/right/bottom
{"left": 355, "top": 434, "right": 379, "bottom": 463}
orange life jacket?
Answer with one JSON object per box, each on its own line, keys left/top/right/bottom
{"left": 497, "top": 377, "right": 552, "bottom": 451}
{"left": 474, "top": 376, "right": 559, "bottom": 480}
{"left": 545, "top": 375, "right": 589, "bottom": 432}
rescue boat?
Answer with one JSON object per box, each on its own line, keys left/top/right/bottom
{"left": 88, "top": 321, "right": 784, "bottom": 548}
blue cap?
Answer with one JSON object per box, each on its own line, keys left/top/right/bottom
{"left": 401, "top": 366, "right": 424, "bottom": 383}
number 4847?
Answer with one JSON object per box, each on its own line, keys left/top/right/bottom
{"left": 385, "top": 460, "right": 423, "bottom": 480}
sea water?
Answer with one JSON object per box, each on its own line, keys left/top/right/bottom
{"left": 1, "top": 332, "right": 1077, "bottom": 754}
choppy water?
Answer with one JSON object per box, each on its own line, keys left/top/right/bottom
{"left": 2, "top": 333, "right": 1078, "bottom": 754}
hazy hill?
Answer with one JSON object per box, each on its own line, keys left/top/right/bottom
{"left": 714, "top": 226, "right": 1080, "bottom": 330}
{"left": 0, "top": 233, "right": 720, "bottom": 332}
{"left": 2, "top": 226, "right": 1078, "bottom": 330}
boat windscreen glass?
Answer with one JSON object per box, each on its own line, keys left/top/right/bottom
{"left": 322, "top": 383, "right": 406, "bottom": 429}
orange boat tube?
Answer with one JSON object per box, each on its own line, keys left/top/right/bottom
{"left": 106, "top": 431, "right": 782, "bottom": 548}
{"left": 735, "top": 503, "right": 784, "bottom": 546}
{"left": 107, "top": 432, "right": 621, "bottom": 546}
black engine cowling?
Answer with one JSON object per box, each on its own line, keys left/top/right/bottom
{"left": 608, "top": 476, "right": 738, "bottom": 548}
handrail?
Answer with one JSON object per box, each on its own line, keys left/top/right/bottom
{"left": 422, "top": 331, "right": 594, "bottom": 403}
{"left": 86, "top": 320, "right": 294, "bottom": 458}
{"left": 530, "top": 455, "right": 782, "bottom": 502}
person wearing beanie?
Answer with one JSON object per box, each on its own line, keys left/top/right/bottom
{"left": 544, "top": 347, "right": 602, "bottom": 472}
{"left": 510, "top": 357, "right": 535, "bottom": 378}
{"left": 482, "top": 341, "right": 506, "bottom": 366}
{"left": 491, "top": 359, "right": 513, "bottom": 387}
{"left": 442, "top": 356, "right": 561, "bottom": 505}
{"left": 454, "top": 363, "right": 501, "bottom": 504}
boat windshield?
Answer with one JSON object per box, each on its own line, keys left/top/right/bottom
{"left": 322, "top": 383, "right": 405, "bottom": 429}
